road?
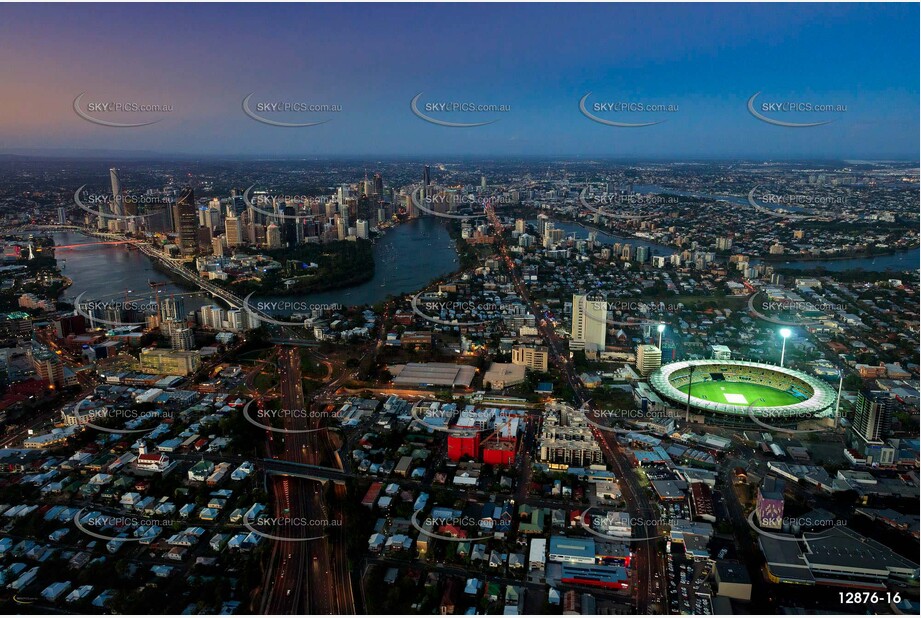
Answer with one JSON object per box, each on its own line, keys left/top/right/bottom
{"left": 259, "top": 346, "right": 355, "bottom": 615}
{"left": 485, "top": 206, "right": 665, "bottom": 612}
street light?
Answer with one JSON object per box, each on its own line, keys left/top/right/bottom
{"left": 657, "top": 323, "right": 666, "bottom": 350}
{"left": 779, "top": 328, "right": 792, "bottom": 367}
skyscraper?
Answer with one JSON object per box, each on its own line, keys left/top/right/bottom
{"left": 109, "top": 167, "right": 123, "bottom": 218}
{"left": 571, "top": 294, "right": 606, "bottom": 352}
{"left": 266, "top": 222, "right": 282, "bottom": 248}
{"left": 283, "top": 205, "right": 298, "bottom": 247}
{"left": 225, "top": 211, "right": 243, "bottom": 247}
{"left": 196, "top": 226, "right": 213, "bottom": 253}
{"left": 852, "top": 390, "right": 893, "bottom": 444}
{"left": 423, "top": 165, "right": 431, "bottom": 201}
{"left": 373, "top": 172, "right": 383, "bottom": 197}
{"left": 174, "top": 187, "right": 199, "bottom": 258}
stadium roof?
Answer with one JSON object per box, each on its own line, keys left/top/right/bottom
{"left": 648, "top": 359, "right": 836, "bottom": 418}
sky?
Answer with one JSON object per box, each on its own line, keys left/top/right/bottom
{"left": 0, "top": 3, "right": 917, "bottom": 159}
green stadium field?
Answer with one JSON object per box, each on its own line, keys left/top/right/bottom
{"left": 676, "top": 381, "right": 802, "bottom": 407}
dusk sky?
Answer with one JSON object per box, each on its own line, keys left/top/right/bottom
{"left": 0, "top": 3, "right": 917, "bottom": 159}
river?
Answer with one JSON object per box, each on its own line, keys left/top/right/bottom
{"left": 52, "top": 217, "right": 460, "bottom": 311}
{"left": 52, "top": 230, "right": 207, "bottom": 311}
{"left": 261, "top": 217, "right": 460, "bottom": 308}
{"left": 538, "top": 219, "right": 676, "bottom": 257}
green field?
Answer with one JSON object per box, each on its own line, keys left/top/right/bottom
{"left": 676, "top": 380, "right": 802, "bottom": 407}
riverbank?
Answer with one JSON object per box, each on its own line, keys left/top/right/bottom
{"left": 760, "top": 246, "right": 920, "bottom": 263}
{"left": 256, "top": 217, "right": 461, "bottom": 309}
{"left": 209, "top": 238, "right": 376, "bottom": 298}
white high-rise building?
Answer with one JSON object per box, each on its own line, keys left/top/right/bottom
{"left": 356, "top": 219, "right": 370, "bottom": 239}
{"left": 337, "top": 184, "right": 350, "bottom": 206}
{"left": 266, "top": 222, "right": 282, "bottom": 248}
{"left": 636, "top": 344, "right": 662, "bottom": 377}
{"left": 571, "top": 294, "right": 606, "bottom": 351}
{"left": 200, "top": 305, "right": 226, "bottom": 330}
{"left": 226, "top": 309, "right": 245, "bottom": 332}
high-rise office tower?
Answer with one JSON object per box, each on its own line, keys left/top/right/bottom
{"left": 403, "top": 192, "right": 416, "bottom": 219}
{"left": 373, "top": 172, "right": 384, "bottom": 197}
{"left": 174, "top": 187, "right": 199, "bottom": 257}
{"left": 356, "top": 219, "right": 370, "bottom": 239}
{"left": 110, "top": 167, "right": 124, "bottom": 218}
{"left": 266, "top": 222, "right": 282, "bottom": 248}
{"left": 852, "top": 390, "right": 893, "bottom": 444}
{"left": 337, "top": 184, "right": 350, "bottom": 206}
{"left": 423, "top": 165, "right": 431, "bottom": 200}
{"left": 571, "top": 294, "right": 607, "bottom": 352}
{"left": 196, "top": 225, "right": 213, "bottom": 253}
{"left": 283, "top": 205, "right": 298, "bottom": 247}
{"left": 254, "top": 222, "right": 267, "bottom": 246}
{"left": 225, "top": 211, "right": 243, "bottom": 247}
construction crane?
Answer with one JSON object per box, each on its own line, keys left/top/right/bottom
{"left": 148, "top": 280, "right": 167, "bottom": 314}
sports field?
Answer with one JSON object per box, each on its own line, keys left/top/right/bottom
{"left": 676, "top": 381, "right": 803, "bottom": 407}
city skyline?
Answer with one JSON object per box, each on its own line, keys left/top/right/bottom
{"left": 0, "top": 3, "right": 917, "bottom": 616}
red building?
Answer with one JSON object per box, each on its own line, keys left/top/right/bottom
{"left": 447, "top": 433, "right": 480, "bottom": 461}
{"left": 481, "top": 435, "right": 516, "bottom": 466}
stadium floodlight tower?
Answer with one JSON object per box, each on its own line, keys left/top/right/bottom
{"left": 657, "top": 323, "right": 666, "bottom": 350}
{"left": 684, "top": 363, "right": 697, "bottom": 423}
{"left": 834, "top": 368, "right": 844, "bottom": 429}
{"left": 779, "top": 327, "right": 792, "bottom": 367}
